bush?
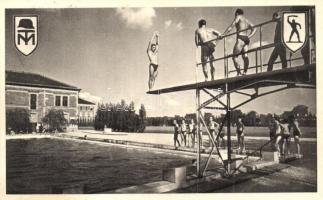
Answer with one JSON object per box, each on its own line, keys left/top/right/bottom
{"left": 42, "top": 109, "right": 67, "bottom": 132}
{"left": 6, "top": 108, "right": 31, "bottom": 133}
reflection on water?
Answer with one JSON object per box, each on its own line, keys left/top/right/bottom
{"left": 6, "top": 138, "right": 193, "bottom": 194}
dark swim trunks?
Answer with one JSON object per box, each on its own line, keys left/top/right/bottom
{"left": 201, "top": 42, "right": 215, "bottom": 61}
{"left": 150, "top": 63, "right": 158, "bottom": 71}
{"left": 237, "top": 35, "right": 250, "bottom": 45}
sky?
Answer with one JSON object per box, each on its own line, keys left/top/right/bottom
{"left": 5, "top": 6, "right": 316, "bottom": 117}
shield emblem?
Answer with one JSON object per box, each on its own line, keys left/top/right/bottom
{"left": 282, "top": 12, "right": 308, "bottom": 53}
{"left": 14, "top": 15, "right": 38, "bottom": 56}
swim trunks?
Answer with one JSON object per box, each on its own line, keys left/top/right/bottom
{"left": 201, "top": 42, "right": 215, "bottom": 61}
{"left": 237, "top": 35, "right": 250, "bottom": 45}
{"left": 237, "top": 130, "right": 244, "bottom": 137}
{"left": 150, "top": 63, "right": 158, "bottom": 71}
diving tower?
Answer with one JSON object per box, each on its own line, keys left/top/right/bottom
{"left": 147, "top": 10, "right": 316, "bottom": 177}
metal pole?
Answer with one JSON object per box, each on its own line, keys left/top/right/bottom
{"left": 196, "top": 88, "right": 201, "bottom": 177}
{"left": 255, "top": 50, "right": 258, "bottom": 73}
{"left": 223, "top": 36, "right": 232, "bottom": 175}
{"left": 260, "top": 26, "right": 263, "bottom": 72}
{"left": 226, "top": 93, "right": 231, "bottom": 175}
{"left": 308, "top": 10, "right": 312, "bottom": 64}
{"left": 224, "top": 38, "right": 227, "bottom": 78}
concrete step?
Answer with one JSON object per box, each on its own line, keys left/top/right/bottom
{"left": 279, "top": 154, "right": 302, "bottom": 163}
{"left": 107, "top": 181, "right": 177, "bottom": 193}
{"left": 243, "top": 160, "right": 277, "bottom": 172}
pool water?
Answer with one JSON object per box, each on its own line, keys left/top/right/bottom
{"left": 6, "top": 138, "right": 193, "bottom": 194}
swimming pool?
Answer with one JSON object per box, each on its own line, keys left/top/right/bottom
{"left": 6, "top": 138, "right": 193, "bottom": 194}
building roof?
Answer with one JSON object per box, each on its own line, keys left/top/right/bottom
{"left": 5, "top": 70, "right": 81, "bottom": 91}
{"left": 78, "top": 98, "right": 96, "bottom": 105}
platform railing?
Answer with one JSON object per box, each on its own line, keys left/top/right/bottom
{"left": 196, "top": 18, "right": 315, "bottom": 79}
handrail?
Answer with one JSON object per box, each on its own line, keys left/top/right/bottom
{"left": 197, "top": 43, "right": 275, "bottom": 66}
{"left": 228, "top": 56, "right": 304, "bottom": 74}
{"left": 230, "top": 137, "right": 276, "bottom": 175}
{"left": 202, "top": 19, "right": 276, "bottom": 45}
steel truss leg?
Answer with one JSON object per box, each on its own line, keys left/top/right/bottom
{"left": 196, "top": 89, "right": 201, "bottom": 177}
{"left": 198, "top": 111, "right": 228, "bottom": 176}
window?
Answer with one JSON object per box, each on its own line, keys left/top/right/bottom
{"left": 30, "top": 94, "right": 37, "bottom": 110}
{"left": 63, "top": 96, "right": 68, "bottom": 107}
{"left": 55, "top": 96, "right": 61, "bottom": 106}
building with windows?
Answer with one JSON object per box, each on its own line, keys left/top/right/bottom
{"left": 78, "top": 98, "right": 96, "bottom": 127}
{"left": 5, "top": 70, "right": 81, "bottom": 130}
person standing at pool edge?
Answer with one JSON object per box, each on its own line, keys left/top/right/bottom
{"left": 195, "top": 19, "right": 222, "bottom": 81}
{"left": 173, "top": 119, "right": 181, "bottom": 149}
{"left": 223, "top": 8, "right": 257, "bottom": 76}
{"left": 181, "top": 119, "right": 187, "bottom": 147}
{"left": 236, "top": 117, "right": 245, "bottom": 154}
{"left": 288, "top": 116, "right": 303, "bottom": 158}
{"left": 147, "top": 31, "right": 159, "bottom": 90}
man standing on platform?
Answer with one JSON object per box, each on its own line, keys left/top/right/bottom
{"left": 223, "top": 9, "right": 257, "bottom": 76}
{"left": 147, "top": 31, "right": 159, "bottom": 90}
{"left": 195, "top": 19, "right": 222, "bottom": 81}
{"left": 267, "top": 12, "right": 287, "bottom": 71}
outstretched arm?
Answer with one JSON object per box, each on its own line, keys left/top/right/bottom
{"left": 248, "top": 22, "right": 257, "bottom": 38}
{"left": 155, "top": 31, "right": 159, "bottom": 51}
{"left": 287, "top": 16, "right": 292, "bottom": 25}
{"left": 223, "top": 16, "right": 239, "bottom": 36}
{"left": 147, "top": 39, "right": 152, "bottom": 54}
{"left": 212, "top": 29, "right": 221, "bottom": 38}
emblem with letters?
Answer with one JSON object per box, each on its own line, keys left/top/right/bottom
{"left": 282, "top": 12, "right": 308, "bottom": 53}
{"left": 14, "top": 15, "right": 38, "bottom": 56}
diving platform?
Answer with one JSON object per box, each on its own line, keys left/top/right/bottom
{"left": 147, "top": 64, "right": 315, "bottom": 95}
{"left": 146, "top": 9, "right": 315, "bottom": 178}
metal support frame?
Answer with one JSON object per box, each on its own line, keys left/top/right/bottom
{"left": 194, "top": 79, "right": 315, "bottom": 176}
{"left": 149, "top": 13, "right": 316, "bottom": 178}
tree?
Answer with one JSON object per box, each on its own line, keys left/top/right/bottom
{"left": 292, "top": 105, "right": 309, "bottom": 119}
{"left": 231, "top": 109, "right": 243, "bottom": 126}
{"left": 245, "top": 111, "right": 257, "bottom": 126}
{"left": 6, "top": 108, "right": 31, "bottom": 133}
{"left": 138, "top": 104, "right": 146, "bottom": 132}
{"left": 42, "top": 109, "right": 67, "bottom": 132}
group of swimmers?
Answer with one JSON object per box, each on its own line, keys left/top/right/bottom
{"left": 269, "top": 115, "right": 302, "bottom": 158}
{"left": 173, "top": 114, "right": 302, "bottom": 158}
{"left": 195, "top": 8, "right": 257, "bottom": 81}
{"left": 195, "top": 8, "right": 311, "bottom": 81}
{"left": 173, "top": 118, "right": 197, "bottom": 149}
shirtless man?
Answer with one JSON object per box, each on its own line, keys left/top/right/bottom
{"left": 147, "top": 31, "right": 159, "bottom": 90}
{"left": 180, "top": 119, "right": 187, "bottom": 147}
{"left": 223, "top": 9, "right": 257, "bottom": 76}
{"left": 195, "top": 19, "right": 221, "bottom": 81}
{"left": 288, "top": 116, "right": 302, "bottom": 158}
{"left": 208, "top": 116, "right": 218, "bottom": 145}
{"left": 267, "top": 12, "right": 287, "bottom": 71}
{"left": 236, "top": 117, "right": 245, "bottom": 154}
{"left": 173, "top": 119, "right": 181, "bottom": 149}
